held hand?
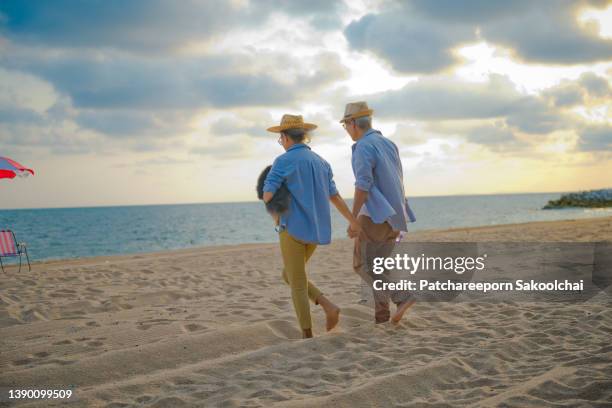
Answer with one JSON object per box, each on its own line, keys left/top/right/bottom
{"left": 347, "top": 220, "right": 362, "bottom": 238}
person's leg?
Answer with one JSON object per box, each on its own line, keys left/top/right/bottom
{"left": 371, "top": 222, "right": 409, "bottom": 307}
{"left": 353, "top": 216, "right": 392, "bottom": 323}
{"left": 304, "top": 243, "right": 340, "bottom": 331}
{"left": 303, "top": 244, "right": 322, "bottom": 303}
{"left": 279, "top": 231, "right": 313, "bottom": 337}
{"left": 368, "top": 222, "right": 416, "bottom": 324}
{"left": 282, "top": 242, "right": 320, "bottom": 301}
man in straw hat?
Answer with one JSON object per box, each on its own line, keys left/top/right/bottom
{"left": 340, "top": 102, "right": 417, "bottom": 324}
{"left": 263, "top": 114, "right": 362, "bottom": 338}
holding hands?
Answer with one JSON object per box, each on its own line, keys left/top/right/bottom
{"left": 347, "top": 220, "right": 361, "bottom": 238}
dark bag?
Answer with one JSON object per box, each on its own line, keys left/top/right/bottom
{"left": 256, "top": 165, "right": 291, "bottom": 216}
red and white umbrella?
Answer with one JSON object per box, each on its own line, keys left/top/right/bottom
{"left": 0, "top": 156, "right": 35, "bottom": 179}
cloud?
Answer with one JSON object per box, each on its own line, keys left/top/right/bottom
{"left": 390, "top": 124, "right": 429, "bottom": 146}
{"left": 369, "top": 74, "right": 520, "bottom": 119}
{"left": 75, "top": 110, "right": 194, "bottom": 139}
{"left": 2, "top": 53, "right": 283, "bottom": 109}
{"left": 578, "top": 124, "right": 612, "bottom": 151}
{"left": 210, "top": 116, "right": 271, "bottom": 138}
{"left": 543, "top": 83, "right": 586, "bottom": 107}
{"left": 467, "top": 124, "right": 516, "bottom": 145}
{"left": 367, "top": 74, "right": 573, "bottom": 135}
{"left": 579, "top": 72, "right": 612, "bottom": 97}
{"left": 505, "top": 99, "right": 568, "bottom": 134}
{"left": 478, "top": 0, "right": 612, "bottom": 65}
{"left": 543, "top": 72, "right": 611, "bottom": 107}
{"left": 344, "top": 7, "right": 475, "bottom": 73}
{"left": 0, "top": 95, "right": 189, "bottom": 153}
{"left": 190, "top": 142, "right": 252, "bottom": 159}
{"left": 464, "top": 123, "right": 530, "bottom": 153}
{"left": 209, "top": 109, "right": 346, "bottom": 145}
{"left": 2, "top": 50, "right": 347, "bottom": 110}
{"left": 408, "top": 0, "right": 533, "bottom": 23}
{"left": 0, "top": 105, "right": 46, "bottom": 124}
{"left": 344, "top": 0, "right": 612, "bottom": 73}
{"left": 0, "top": 121, "right": 104, "bottom": 155}
{"left": 0, "top": 0, "right": 345, "bottom": 53}
{"left": 0, "top": 37, "right": 348, "bottom": 154}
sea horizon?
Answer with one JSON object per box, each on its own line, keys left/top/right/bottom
{"left": 1, "top": 191, "right": 612, "bottom": 263}
{"left": 1, "top": 188, "right": 607, "bottom": 212}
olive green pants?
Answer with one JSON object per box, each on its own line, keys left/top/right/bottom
{"left": 279, "top": 230, "right": 322, "bottom": 330}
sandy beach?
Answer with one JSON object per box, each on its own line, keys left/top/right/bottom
{"left": 1, "top": 216, "right": 611, "bottom": 407}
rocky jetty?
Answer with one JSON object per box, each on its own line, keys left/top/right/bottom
{"left": 543, "top": 188, "right": 612, "bottom": 209}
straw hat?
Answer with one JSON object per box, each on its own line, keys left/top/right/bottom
{"left": 267, "top": 114, "right": 317, "bottom": 133}
{"left": 340, "top": 101, "right": 374, "bottom": 123}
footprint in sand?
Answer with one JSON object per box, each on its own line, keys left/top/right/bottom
{"left": 183, "top": 323, "right": 206, "bottom": 333}
{"left": 135, "top": 395, "right": 153, "bottom": 403}
{"left": 12, "top": 358, "right": 34, "bottom": 366}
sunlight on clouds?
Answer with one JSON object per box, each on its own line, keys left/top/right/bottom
{"left": 535, "top": 131, "right": 578, "bottom": 155}
{"left": 579, "top": 5, "right": 612, "bottom": 39}
{"left": 0, "top": 68, "right": 58, "bottom": 112}
{"left": 339, "top": 52, "right": 415, "bottom": 94}
{"left": 573, "top": 105, "right": 612, "bottom": 123}
{"left": 455, "top": 42, "right": 612, "bottom": 94}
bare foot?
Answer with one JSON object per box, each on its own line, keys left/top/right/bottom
{"left": 391, "top": 299, "right": 416, "bottom": 324}
{"left": 302, "top": 328, "right": 313, "bottom": 338}
{"left": 316, "top": 295, "right": 341, "bottom": 331}
{"left": 325, "top": 306, "right": 340, "bottom": 331}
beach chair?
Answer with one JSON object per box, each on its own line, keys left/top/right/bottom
{"left": 0, "top": 230, "right": 31, "bottom": 273}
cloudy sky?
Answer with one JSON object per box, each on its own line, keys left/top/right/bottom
{"left": 1, "top": 0, "right": 611, "bottom": 209}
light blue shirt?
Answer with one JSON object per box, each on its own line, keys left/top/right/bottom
{"left": 352, "top": 129, "right": 416, "bottom": 231}
{"left": 263, "top": 143, "right": 338, "bottom": 244}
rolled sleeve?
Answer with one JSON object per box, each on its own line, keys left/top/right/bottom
{"left": 353, "top": 145, "right": 375, "bottom": 192}
{"left": 327, "top": 163, "right": 339, "bottom": 197}
{"left": 263, "top": 159, "right": 285, "bottom": 194}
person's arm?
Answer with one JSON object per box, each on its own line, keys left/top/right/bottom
{"left": 351, "top": 144, "right": 374, "bottom": 218}
{"left": 326, "top": 162, "right": 361, "bottom": 237}
{"left": 262, "top": 159, "right": 285, "bottom": 203}
{"left": 352, "top": 188, "right": 369, "bottom": 218}
{"left": 330, "top": 194, "right": 361, "bottom": 236}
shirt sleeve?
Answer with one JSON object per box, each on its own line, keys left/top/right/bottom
{"left": 353, "top": 144, "right": 375, "bottom": 192}
{"left": 327, "top": 162, "right": 339, "bottom": 197}
{"left": 263, "top": 158, "right": 285, "bottom": 194}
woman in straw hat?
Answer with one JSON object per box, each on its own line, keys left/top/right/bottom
{"left": 263, "top": 114, "right": 361, "bottom": 338}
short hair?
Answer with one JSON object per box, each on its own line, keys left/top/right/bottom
{"left": 282, "top": 128, "right": 307, "bottom": 143}
{"left": 355, "top": 116, "right": 372, "bottom": 130}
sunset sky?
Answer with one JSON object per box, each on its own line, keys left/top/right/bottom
{"left": 1, "top": 0, "right": 611, "bottom": 209}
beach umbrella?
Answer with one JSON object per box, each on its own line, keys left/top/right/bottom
{"left": 0, "top": 156, "right": 35, "bottom": 179}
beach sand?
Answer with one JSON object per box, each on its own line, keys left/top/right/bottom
{"left": 1, "top": 217, "right": 611, "bottom": 407}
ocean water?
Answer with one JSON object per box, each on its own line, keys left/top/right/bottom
{"left": 1, "top": 193, "right": 611, "bottom": 262}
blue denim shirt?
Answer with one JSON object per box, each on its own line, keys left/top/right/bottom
{"left": 263, "top": 143, "right": 338, "bottom": 244}
{"left": 352, "top": 129, "right": 416, "bottom": 231}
